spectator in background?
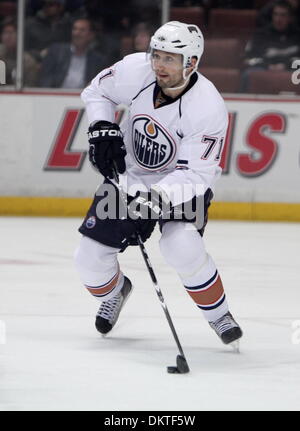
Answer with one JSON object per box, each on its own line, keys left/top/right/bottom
{"left": 67, "top": 0, "right": 123, "bottom": 65}
{"left": 25, "top": 0, "right": 72, "bottom": 61}
{"left": 39, "top": 18, "right": 106, "bottom": 88}
{"left": 119, "top": 22, "right": 153, "bottom": 59}
{"left": 257, "top": 0, "right": 300, "bottom": 28}
{"left": 240, "top": 1, "right": 300, "bottom": 91}
{"left": 0, "top": 18, "right": 39, "bottom": 86}
{"left": 132, "top": 22, "right": 153, "bottom": 52}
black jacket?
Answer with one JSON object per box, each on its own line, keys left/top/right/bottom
{"left": 244, "top": 25, "right": 300, "bottom": 69}
{"left": 39, "top": 43, "right": 107, "bottom": 88}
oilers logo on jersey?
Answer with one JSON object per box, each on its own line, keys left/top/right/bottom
{"left": 132, "top": 115, "right": 177, "bottom": 171}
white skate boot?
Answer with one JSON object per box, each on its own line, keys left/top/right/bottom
{"left": 95, "top": 276, "right": 132, "bottom": 335}
{"left": 209, "top": 312, "right": 243, "bottom": 350}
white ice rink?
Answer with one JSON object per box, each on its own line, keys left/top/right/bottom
{"left": 0, "top": 216, "right": 300, "bottom": 411}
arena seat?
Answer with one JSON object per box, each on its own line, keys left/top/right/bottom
{"left": 247, "top": 70, "right": 300, "bottom": 94}
{"left": 200, "top": 38, "right": 243, "bottom": 69}
{"left": 199, "top": 67, "right": 241, "bottom": 93}
{"left": 209, "top": 9, "right": 257, "bottom": 39}
{"left": 170, "top": 7, "right": 205, "bottom": 29}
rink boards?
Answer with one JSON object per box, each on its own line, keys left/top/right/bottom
{"left": 0, "top": 91, "right": 300, "bottom": 221}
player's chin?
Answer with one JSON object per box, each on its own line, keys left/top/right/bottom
{"left": 157, "top": 78, "right": 171, "bottom": 88}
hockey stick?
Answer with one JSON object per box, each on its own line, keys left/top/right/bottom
{"left": 111, "top": 155, "right": 190, "bottom": 374}
{"left": 133, "top": 232, "right": 190, "bottom": 374}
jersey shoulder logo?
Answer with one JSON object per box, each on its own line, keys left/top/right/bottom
{"left": 132, "top": 115, "right": 176, "bottom": 171}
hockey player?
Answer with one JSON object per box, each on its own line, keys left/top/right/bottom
{"left": 74, "top": 21, "right": 243, "bottom": 346}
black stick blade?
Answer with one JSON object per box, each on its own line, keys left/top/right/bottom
{"left": 176, "top": 355, "right": 190, "bottom": 373}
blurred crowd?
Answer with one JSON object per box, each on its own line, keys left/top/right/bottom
{"left": 0, "top": 0, "right": 158, "bottom": 87}
{"left": 0, "top": 0, "right": 299, "bottom": 93}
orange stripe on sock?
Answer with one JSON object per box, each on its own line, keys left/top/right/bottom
{"left": 86, "top": 269, "right": 120, "bottom": 296}
{"left": 186, "top": 275, "right": 225, "bottom": 306}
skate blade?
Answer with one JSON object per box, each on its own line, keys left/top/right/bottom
{"left": 229, "top": 340, "right": 240, "bottom": 353}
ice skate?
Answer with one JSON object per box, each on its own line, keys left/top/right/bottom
{"left": 209, "top": 312, "right": 243, "bottom": 349}
{"left": 95, "top": 276, "right": 132, "bottom": 335}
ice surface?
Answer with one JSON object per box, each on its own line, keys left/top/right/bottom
{"left": 0, "top": 217, "right": 300, "bottom": 411}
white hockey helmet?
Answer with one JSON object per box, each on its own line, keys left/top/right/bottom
{"left": 149, "top": 21, "right": 204, "bottom": 70}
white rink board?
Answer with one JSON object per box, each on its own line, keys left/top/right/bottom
{"left": 1, "top": 92, "right": 300, "bottom": 203}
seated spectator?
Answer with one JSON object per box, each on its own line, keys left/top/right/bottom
{"left": 67, "top": 0, "right": 125, "bottom": 64}
{"left": 0, "top": 18, "right": 39, "bottom": 86}
{"left": 257, "top": 0, "right": 300, "bottom": 28}
{"left": 132, "top": 22, "right": 153, "bottom": 52}
{"left": 25, "top": 0, "right": 72, "bottom": 61}
{"left": 240, "top": 1, "right": 300, "bottom": 91}
{"left": 38, "top": 18, "right": 106, "bottom": 88}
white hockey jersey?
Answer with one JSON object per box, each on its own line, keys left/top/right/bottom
{"left": 81, "top": 53, "right": 228, "bottom": 206}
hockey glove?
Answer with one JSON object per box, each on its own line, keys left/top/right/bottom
{"left": 127, "top": 186, "right": 205, "bottom": 226}
{"left": 88, "top": 120, "right": 126, "bottom": 179}
{"left": 127, "top": 187, "right": 184, "bottom": 222}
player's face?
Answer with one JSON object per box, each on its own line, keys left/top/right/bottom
{"left": 151, "top": 50, "right": 186, "bottom": 89}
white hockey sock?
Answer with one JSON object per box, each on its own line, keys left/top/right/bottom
{"left": 84, "top": 269, "right": 125, "bottom": 302}
{"left": 160, "top": 222, "right": 229, "bottom": 322}
{"left": 74, "top": 236, "right": 124, "bottom": 301}
{"left": 181, "top": 255, "right": 229, "bottom": 322}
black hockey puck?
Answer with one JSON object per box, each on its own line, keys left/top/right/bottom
{"left": 167, "top": 355, "right": 190, "bottom": 374}
{"left": 167, "top": 366, "right": 180, "bottom": 374}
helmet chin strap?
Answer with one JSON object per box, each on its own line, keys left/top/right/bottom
{"left": 164, "top": 67, "right": 196, "bottom": 92}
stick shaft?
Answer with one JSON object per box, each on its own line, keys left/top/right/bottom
{"left": 135, "top": 233, "right": 186, "bottom": 358}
